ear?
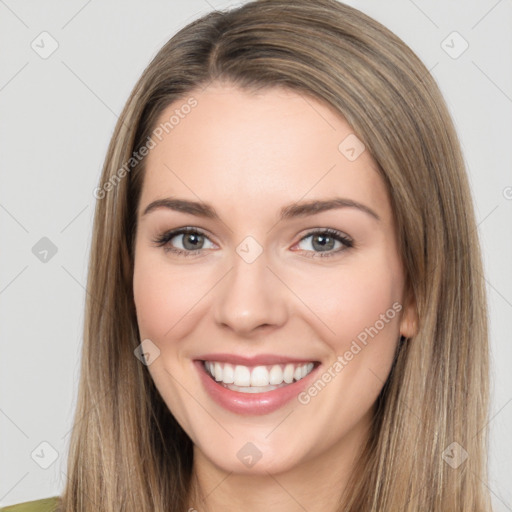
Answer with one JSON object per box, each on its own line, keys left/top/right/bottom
{"left": 399, "top": 284, "right": 418, "bottom": 339}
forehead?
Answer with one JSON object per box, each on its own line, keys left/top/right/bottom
{"left": 138, "top": 83, "right": 390, "bottom": 223}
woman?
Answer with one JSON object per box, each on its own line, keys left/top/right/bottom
{"left": 2, "top": 0, "right": 492, "bottom": 510}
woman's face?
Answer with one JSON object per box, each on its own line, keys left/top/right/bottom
{"left": 133, "top": 82, "right": 416, "bottom": 476}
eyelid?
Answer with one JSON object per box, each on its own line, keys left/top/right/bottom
{"left": 293, "top": 228, "right": 354, "bottom": 257}
{"left": 299, "top": 227, "right": 353, "bottom": 244}
{"left": 151, "top": 226, "right": 215, "bottom": 254}
{"left": 152, "top": 226, "right": 354, "bottom": 258}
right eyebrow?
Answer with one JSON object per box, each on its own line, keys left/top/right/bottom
{"left": 142, "top": 198, "right": 218, "bottom": 218}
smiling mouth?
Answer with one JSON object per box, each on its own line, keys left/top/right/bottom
{"left": 202, "top": 360, "right": 318, "bottom": 393}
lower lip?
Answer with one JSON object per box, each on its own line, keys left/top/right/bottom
{"left": 194, "top": 360, "right": 320, "bottom": 415}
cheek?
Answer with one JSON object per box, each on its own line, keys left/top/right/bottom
{"left": 295, "top": 257, "right": 403, "bottom": 347}
{"left": 133, "top": 260, "right": 169, "bottom": 340}
{"left": 132, "top": 252, "right": 202, "bottom": 342}
{"left": 132, "top": 252, "right": 201, "bottom": 428}
{"left": 292, "top": 260, "right": 404, "bottom": 431}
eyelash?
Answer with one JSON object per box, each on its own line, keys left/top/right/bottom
{"left": 152, "top": 227, "right": 354, "bottom": 259}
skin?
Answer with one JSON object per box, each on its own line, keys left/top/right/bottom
{"left": 133, "top": 82, "right": 417, "bottom": 512}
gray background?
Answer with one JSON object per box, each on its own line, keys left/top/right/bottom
{"left": 1, "top": 0, "right": 511, "bottom": 509}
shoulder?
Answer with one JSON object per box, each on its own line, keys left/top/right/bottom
{"left": 0, "top": 497, "right": 60, "bottom": 512}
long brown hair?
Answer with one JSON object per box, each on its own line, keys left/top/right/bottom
{"left": 60, "top": 0, "right": 492, "bottom": 510}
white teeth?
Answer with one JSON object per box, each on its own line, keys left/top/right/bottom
{"left": 283, "top": 364, "right": 294, "bottom": 383}
{"left": 214, "top": 362, "right": 223, "bottom": 381}
{"left": 269, "top": 365, "right": 283, "bottom": 385}
{"left": 222, "top": 363, "right": 234, "bottom": 384}
{"left": 224, "top": 383, "right": 285, "bottom": 393}
{"left": 233, "top": 365, "right": 251, "bottom": 386}
{"left": 251, "top": 366, "right": 269, "bottom": 387}
{"left": 203, "top": 360, "right": 316, "bottom": 388}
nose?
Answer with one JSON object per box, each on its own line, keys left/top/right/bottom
{"left": 212, "top": 245, "right": 289, "bottom": 337}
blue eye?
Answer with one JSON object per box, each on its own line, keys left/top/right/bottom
{"left": 152, "top": 227, "right": 353, "bottom": 258}
{"left": 295, "top": 228, "right": 353, "bottom": 258}
{"left": 152, "top": 227, "right": 214, "bottom": 256}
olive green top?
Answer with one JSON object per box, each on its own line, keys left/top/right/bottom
{"left": 0, "top": 497, "right": 60, "bottom": 512}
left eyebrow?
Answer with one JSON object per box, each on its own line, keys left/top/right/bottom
{"left": 280, "top": 198, "right": 380, "bottom": 222}
{"left": 141, "top": 197, "right": 380, "bottom": 222}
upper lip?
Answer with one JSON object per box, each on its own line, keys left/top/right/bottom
{"left": 196, "top": 353, "right": 318, "bottom": 366}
